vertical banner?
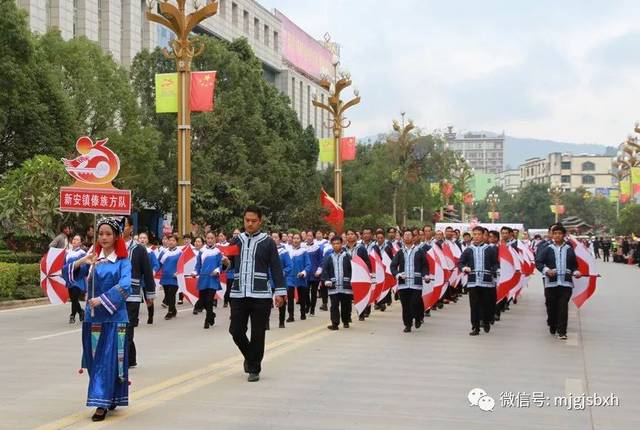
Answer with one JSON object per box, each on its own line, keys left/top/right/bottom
{"left": 319, "top": 138, "right": 335, "bottom": 162}
{"left": 632, "top": 167, "right": 640, "bottom": 184}
{"left": 340, "top": 137, "right": 356, "bottom": 161}
{"left": 155, "top": 73, "right": 179, "bottom": 113}
{"left": 190, "top": 71, "right": 217, "bottom": 112}
{"left": 620, "top": 181, "right": 630, "bottom": 202}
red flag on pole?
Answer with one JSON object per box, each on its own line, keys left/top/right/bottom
{"left": 320, "top": 188, "right": 344, "bottom": 233}
{"left": 340, "top": 137, "right": 356, "bottom": 161}
{"left": 190, "top": 71, "right": 217, "bottom": 112}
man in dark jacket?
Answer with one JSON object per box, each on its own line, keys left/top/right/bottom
{"left": 535, "top": 224, "right": 581, "bottom": 340}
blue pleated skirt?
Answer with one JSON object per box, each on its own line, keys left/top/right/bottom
{"left": 81, "top": 322, "right": 129, "bottom": 408}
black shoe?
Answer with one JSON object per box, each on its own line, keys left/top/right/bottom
{"left": 469, "top": 328, "right": 480, "bottom": 336}
{"left": 494, "top": 314, "right": 501, "bottom": 321}
{"left": 286, "top": 317, "right": 294, "bottom": 322}
{"left": 164, "top": 312, "right": 174, "bottom": 320}
{"left": 279, "top": 322, "right": 285, "bottom": 328}
{"left": 327, "top": 324, "right": 339, "bottom": 331}
{"left": 415, "top": 320, "right": 422, "bottom": 329}
{"left": 223, "top": 302, "right": 228, "bottom": 308}
{"left": 379, "top": 304, "right": 386, "bottom": 312}
{"left": 108, "top": 404, "right": 117, "bottom": 411}
{"left": 403, "top": 326, "right": 412, "bottom": 333}
{"left": 247, "top": 373, "right": 260, "bottom": 382}
{"left": 129, "top": 362, "right": 137, "bottom": 369}
{"left": 437, "top": 302, "right": 444, "bottom": 309}
{"left": 490, "top": 320, "right": 495, "bottom": 325}
{"left": 344, "top": 323, "right": 350, "bottom": 328}
{"left": 557, "top": 333, "right": 567, "bottom": 340}
{"left": 243, "top": 360, "right": 250, "bottom": 374}
{"left": 147, "top": 316, "right": 153, "bottom": 324}
{"left": 69, "top": 315, "right": 75, "bottom": 324}
{"left": 513, "top": 298, "right": 518, "bottom": 305}
{"left": 91, "top": 408, "right": 107, "bottom": 422}
{"left": 301, "top": 314, "right": 306, "bottom": 320}
{"left": 483, "top": 324, "right": 491, "bottom": 333}
{"left": 204, "top": 320, "right": 210, "bottom": 329}
{"left": 319, "top": 304, "right": 328, "bottom": 311}
{"left": 549, "top": 327, "right": 557, "bottom": 335}
{"left": 358, "top": 315, "right": 365, "bottom": 321}
{"left": 177, "top": 300, "right": 184, "bottom": 305}
{"left": 310, "top": 310, "right": 315, "bottom": 316}
{"left": 424, "top": 310, "right": 431, "bottom": 317}
{"left": 192, "top": 309, "right": 199, "bottom": 315}
{"left": 79, "top": 310, "right": 85, "bottom": 322}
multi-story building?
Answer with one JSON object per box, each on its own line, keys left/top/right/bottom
{"left": 468, "top": 172, "right": 496, "bottom": 201}
{"left": 444, "top": 127, "right": 505, "bottom": 174}
{"left": 496, "top": 169, "right": 521, "bottom": 194}
{"left": 519, "top": 152, "right": 615, "bottom": 192}
{"left": 16, "top": 0, "right": 335, "bottom": 139}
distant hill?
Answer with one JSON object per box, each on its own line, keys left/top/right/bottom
{"left": 358, "top": 132, "right": 614, "bottom": 170}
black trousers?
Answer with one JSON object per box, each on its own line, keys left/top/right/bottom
{"left": 126, "top": 301, "right": 140, "bottom": 365}
{"left": 69, "top": 287, "right": 83, "bottom": 317}
{"left": 468, "top": 287, "right": 496, "bottom": 329}
{"left": 329, "top": 293, "right": 352, "bottom": 326}
{"left": 200, "top": 289, "right": 217, "bottom": 324}
{"left": 287, "top": 287, "right": 309, "bottom": 317}
{"left": 319, "top": 284, "right": 329, "bottom": 305}
{"left": 603, "top": 251, "right": 610, "bottom": 262}
{"left": 544, "top": 286, "right": 572, "bottom": 335}
{"left": 398, "top": 289, "right": 423, "bottom": 328}
{"left": 162, "top": 285, "right": 178, "bottom": 314}
{"left": 308, "top": 280, "right": 320, "bottom": 313}
{"left": 229, "top": 297, "right": 272, "bottom": 374}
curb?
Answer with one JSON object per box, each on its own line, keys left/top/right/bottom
{"left": 0, "top": 297, "right": 50, "bottom": 310}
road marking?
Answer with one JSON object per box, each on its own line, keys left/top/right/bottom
{"left": 34, "top": 322, "right": 329, "bottom": 430}
{"left": 29, "top": 328, "right": 82, "bottom": 341}
{"left": 565, "top": 378, "right": 584, "bottom": 395}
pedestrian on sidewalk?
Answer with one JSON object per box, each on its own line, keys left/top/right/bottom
{"left": 224, "top": 207, "right": 286, "bottom": 382}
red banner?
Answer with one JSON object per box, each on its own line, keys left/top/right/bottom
{"left": 340, "top": 137, "right": 356, "bottom": 161}
{"left": 60, "top": 187, "right": 131, "bottom": 215}
{"left": 441, "top": 182, "right": 454, "bottom": 198}
{"left": 190, "top": 71, "right": 217, "bottom": 112}
{"left": 320, "top": 188, "right": 344, "bottom": 233}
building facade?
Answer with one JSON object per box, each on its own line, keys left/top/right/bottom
{"left": 444, "top": 127, "right": 504, "bottom": 174}
{"left": 496, "top": 169, "right": 521, "bottom": 194}
{"left": 519, "top": 152, "right": 615, "bottom": 193}
{"left": 469, "top": 172, "right": 496, "bottom": 201}
{"left": 16, "top": 0, "right": 334, "bottom": 139}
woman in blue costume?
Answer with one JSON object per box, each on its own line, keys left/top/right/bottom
{"left": 67, "top": 218, "right": 132, "bottom": 422}
{"left": 64, "top": 234, "right": 87, "bottom": 324}
{"left": 193, "top": 231, "right": 223, "bottom": 329}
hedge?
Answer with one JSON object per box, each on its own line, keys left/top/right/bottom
{"left": 0, "top": 252, "right": 42, "bottom": 264}
{"left": 0, "top": 263, "right": 43, "bottom": 300}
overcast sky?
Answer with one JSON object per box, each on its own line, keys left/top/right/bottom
{"left": 262, "top": 0, "right": 640, "bottom": 146}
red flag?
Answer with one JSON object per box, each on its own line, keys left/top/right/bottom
{"left": 216, "top": 244, "right": 240, "bottom": 257}
{"left": 176, "top": 245, "right": 199, "bottom": 304}
{"left": 340, "top": 137, "right": 356, "bottom": 161}
{"left": 320, "top": 188, "right": 344, "bottom": 233}
{"left": 190, "top": 71, "right": 217, "bottom": 112}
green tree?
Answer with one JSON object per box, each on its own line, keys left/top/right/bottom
{"left": 0, "top": 155, "right": 73, "bottom": 239}
{"left": 616, "top": 204, "right": 640, "bottom": 235}
{"left": 0, "top": 1, "right": 74, "bottom": 173}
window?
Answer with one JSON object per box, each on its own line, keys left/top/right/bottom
{"left": 299, "top": 81, "right": 303, "bottom": 120}
{"left": 253, "top": 17, "right": 259, "bottom": 40}
{"left": 231, "top": 2, "right": 238, "bottom": 26}
{"left": 291, "top": 77, "right": 295, "bottom": 108}
{"left": 582, "top": 161, "right": 595, "bottom": 171}
{"left": 321, "top": 94, "right": 325, "bottom": 138}
{"left": 73, "top": 0, "right": 78, "bottom": 36}
{"left": 97, "top": 0, "right": 102, "bottom": 44}
{"left": 273, "top": 31, "right": 279, "bottom": 52}
{"left": 561, "top": 161, "right": 571, "bottom": 170}
{"left": 582, "top": 175, "right": 595, "bottom": 185}
{"left": 307, "top": 85, "right": 311, "bottom": 126}
{"left": 243, "top": 11, "right": 249, "bottom": 34}
{"left": 561, "top": 175, "right": 571, "bottom": 183}
{"left": 264, "top": 24, "right": 270, "bottom": 46}
{"left": 46, "top": 0, "right": 52, "bottom": 29}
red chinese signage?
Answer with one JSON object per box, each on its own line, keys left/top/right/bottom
{"left": 60, "top": 187, "right": 131, "bottom": 215}
{"left": 59, "top": 136, "right": 131, "bottom": 215}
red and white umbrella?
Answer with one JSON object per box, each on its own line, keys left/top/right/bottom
{"left": 497, "top": 244, "right": 521, "bottom": 303}
{"left": 380, "top": 249, "right": 397, "bottom": 297}
{"left": 567, "top": 236, "right": 598, "bottom": 308}
{"left": 176, "top": 246, "right": 199, "bottom": 305}
{"left": 40, "top": 248, "right": 68, "bottom": 304}
{"left": 369, "top": 250, "right": 386, "bottom": 304}
{"left": 424, "top": 247, "right": 446, "bottom": 310}
{"left": 351, "top": 255, "right": 372, "bottom": 316}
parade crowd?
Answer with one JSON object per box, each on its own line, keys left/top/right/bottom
{"left": 47, "top": 208, "right": 597, "bottom": 422}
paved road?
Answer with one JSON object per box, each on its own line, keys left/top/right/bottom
{"left": 0, "top": 260, "right": 637, "bottom": 430}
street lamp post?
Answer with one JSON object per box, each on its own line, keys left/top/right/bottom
{"left": 548, "top": 185, "right": 563, "bottom": 223}
{"left": 486, "top": 191, "right": 500, "bottom": 224}
{"left": 312, "top": 34, "right": 361, "bottom": 208}
{"left": 145, "top": 0, "right": 218, "bottom": 241}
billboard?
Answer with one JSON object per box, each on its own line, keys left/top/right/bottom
{"left": 274, "top": 10, "right": 334, "bottom": 80}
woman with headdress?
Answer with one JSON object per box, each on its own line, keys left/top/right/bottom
{"left": 66, "top": 218, "right": 132, "bottom": 422}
